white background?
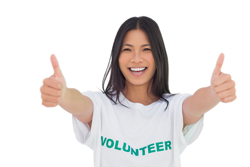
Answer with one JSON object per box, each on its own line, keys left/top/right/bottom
{"left": 0, "top": 0, "right": 249, "bottom": 166}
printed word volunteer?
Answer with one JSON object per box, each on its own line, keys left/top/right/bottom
{"left": 101, "top": 136, "right": 172, "bottom": 156}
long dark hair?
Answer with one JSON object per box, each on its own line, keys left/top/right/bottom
{"left": 101, "top": 16, "right": 179, "bottom": 110}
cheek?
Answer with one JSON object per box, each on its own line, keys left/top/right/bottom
{"left": 149, "top": 55, "right": 155, "bottom": 62}
{"left": 118, "top": 54, "right": 128, "bottom": 68}
{"left": 147, "top": 55, "right": 156, "bottom": 68}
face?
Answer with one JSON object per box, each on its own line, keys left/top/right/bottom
{"left": 118, "top": 29, "right": 156, "bottom": 89}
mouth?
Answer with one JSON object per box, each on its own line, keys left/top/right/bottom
{"left": 128, "top": 67, "right": 147, "bottom": 75}
{"left": 129, "top": 67, "right": 147, "bottom": 72}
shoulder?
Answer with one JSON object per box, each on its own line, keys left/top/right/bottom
{"left": 82, "top": 90, "right": 105, "bottom": 99}
{"left": 82, "top": 90, "right": 116, "bottom": 104}
{"left": 162, "top": 93, "right": 178, "bottom": 101}
{"left": 162, "top": 93, "right": 192, "bottom": 104}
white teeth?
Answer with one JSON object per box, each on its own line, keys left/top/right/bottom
{"left": 130, "top": 67, "right": 146, "bottom": 71}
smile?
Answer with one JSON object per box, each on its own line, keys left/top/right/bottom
{"left": 128, "top": 67, "right": 147, "bottom": 76}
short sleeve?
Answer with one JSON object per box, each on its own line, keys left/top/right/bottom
{"left": 72, "top": 91, "right": 101, "bottom": 150}
{"left": 172, "top": 93, "right": 204, "bottom": 154}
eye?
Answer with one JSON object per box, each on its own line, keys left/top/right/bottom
{"left": 123, "top": 48, "right": 131, "bottom": 51}
{"left": 143, "top": 48, "right": 151, "bottom": 51}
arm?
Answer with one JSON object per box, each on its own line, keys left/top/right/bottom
{"left": 182, "top": 86, "right": 219, "bottom": 130}
{"left": 59, "top": 88, "right": 94, "bottom": 124}
{"left": 182, "top": 53, "right": 237, "bottom": 130}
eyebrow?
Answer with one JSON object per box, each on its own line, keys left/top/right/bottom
{"left": 123, "top": 44, "right": 150, "bottom": 47}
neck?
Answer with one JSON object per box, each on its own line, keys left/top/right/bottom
{"left": 122, "top": 80, "right": 159, "bottom": 106}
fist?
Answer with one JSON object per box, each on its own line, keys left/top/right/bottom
{"left": 210, "top": 53, "right": 237, "bottom": 103}
{"left": 40, "top": 54, "right": 67, "bottom": 107}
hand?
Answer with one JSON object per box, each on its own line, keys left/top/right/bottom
{"left": 40, "top": 54, "right": 67, "bottom": 107}
{"left": 210, "top": 53, "right": 237, "bottom": 103}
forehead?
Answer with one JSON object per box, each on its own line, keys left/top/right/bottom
{"left": 122, "top": 29, "right": 149, "bottom": 44}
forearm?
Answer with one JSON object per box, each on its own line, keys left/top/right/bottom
{"left": 59, "top": 88, "right": 92, "bottom": 116}
{"left": 187, "top": 86, "right": 220, "bottom": 116}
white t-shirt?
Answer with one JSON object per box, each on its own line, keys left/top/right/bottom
{"left": 72, "top": 91, "right": 204, "bottom": 167}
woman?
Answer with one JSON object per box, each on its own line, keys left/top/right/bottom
{"left": 40, "top": 16, "right": 236, "bottom": 167}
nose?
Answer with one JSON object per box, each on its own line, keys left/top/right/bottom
{"left": 131, "top": 52, "right": 143, "bottom": 63}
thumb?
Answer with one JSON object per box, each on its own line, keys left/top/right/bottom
{"left": 50, "top": 54, "right": 63, "bottom": 78}
{"left": 212, "top": 53, "right": 224, "bottom": 77}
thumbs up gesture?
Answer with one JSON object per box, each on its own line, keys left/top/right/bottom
{"left": 40, "top": 54, "right": 67, "bottom": 107}
{"left": 210, "top": 53, "right": 237, "bottom": 103}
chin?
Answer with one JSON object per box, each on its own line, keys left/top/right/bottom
{"left": 126, "top": 79, "right": 151, "bottom": 87}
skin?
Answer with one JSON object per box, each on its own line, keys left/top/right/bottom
{"left": 118, "top": 29, "right": 159, "bottom": 105}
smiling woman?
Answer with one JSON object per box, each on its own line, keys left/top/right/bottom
{"left": 41, "top": 16, "right": 205, "bottom": 167}
{"left": 71, "top": 16, "right": 204, "bottom": 167}
{"left": 69, "top": 16, "right": 205, "bottom": 167}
